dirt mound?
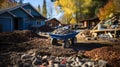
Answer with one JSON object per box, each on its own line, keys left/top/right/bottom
{"left": 84, "top": 46, "right": 120, "bottom": 67}
{"left": 0, "top": 30, "right": 44, "bottom": 44}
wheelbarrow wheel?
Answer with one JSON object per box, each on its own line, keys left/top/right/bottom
{"left": 71, "top": 37, "right": 77, "bottom": 45}
{"left": 50, "top": 38, "right": 57, "bottom": 45}
{"left": 62, "top": 40, "right": 70, "bottom": 48}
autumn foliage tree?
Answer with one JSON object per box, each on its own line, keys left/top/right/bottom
{"left": 0, "top": 0, "right": 4, "bottom": 8}
{"left": 54, "top": 0, "right": 106, "bottom": 24}
{"left": 97, "top": 0, "right": 116, "bottom": 20}
{"left": 0, "top": 0, "right": 21, "bottom": 9}
{"left": 113, "top": 0, "right": 120, "bottom": 13}
{"left": 55, "top": 0, "right": 76, "bottom": 24}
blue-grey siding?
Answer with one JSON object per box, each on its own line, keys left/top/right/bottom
{"left": 11, "top": 8, "right": 31, "bottom": 30}
{"left": 23, "top": 5, "right": 40, "bottom": 16}
{"left": 0, "top": 3, "right": 46, "bottom": 32}
{"left": 0, "top": 17, "right": 13, "bottom": 32}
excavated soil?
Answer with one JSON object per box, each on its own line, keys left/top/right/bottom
{"left": 84, "top": 46, "right": 120, "bottom": 67}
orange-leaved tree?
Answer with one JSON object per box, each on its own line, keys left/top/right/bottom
{"left": 97, "top": 0, "right": 116, "bottom": 20}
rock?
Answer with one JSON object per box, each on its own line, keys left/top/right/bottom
{"left": 48, "top": 60, "right": 54, "bottom": 67}
{"left": 21, "top": 54, "right": 33, "bottom": 60}
{"left": 61, "top": 58, "right": 67, "bottom": 64}
{"left": 52, "top": 27, "right": 74, "bottom": 35}
{"left": 42, "top": 55, "right": 48, "bottom": 60}
{"left": 98, "top": 60, "right": 107, "bottom": 67}
{"left": 66, "top": 63, "right": 71, "bottom": 67}
{"left": 32, "top": 57, "right": 42, "bottom": 65}
{"left": 75, "top": 57, "right": 80, "bottom": 62}
{"left": 67, "top": 57, "right": 73, "bottom": 62}
{"left": 81, "top": 58, "right": 90, "bottom": 62}
{"left": 87, "top": 61, "right": 94, "bottom": 67}
{"left": 55, "top": 57, "right": 61, "bottom": 62}
{"left": 59, "top": 64, "right": 66, "bottom": 67}
{"left": 82, "top": 63, "right": 89, "bottom": 67}
{"left": 23, "top": 63, "right": 32, "bottom": 67}
{"left": 54, "top": 63, "right": 60, "bottom": 67}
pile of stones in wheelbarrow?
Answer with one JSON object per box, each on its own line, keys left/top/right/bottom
{"left": 52, "top": 27, "right": 74, "bottom": 35}
{"left": 0, "top": 51, "right": 108, "bottom": 67}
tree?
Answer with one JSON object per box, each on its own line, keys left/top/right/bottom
{"left": 0, "top": 0, "right": 4, "bottom": 8}
{"left": 55, "top": 0, "right": 76, "bottom": 24}
{"left": 0, "top": 0, "right": 18, "bottom": 9}
{"left": 97, "top": 0, "right": 115, "bottom": 20}
{"left": 54, "top": 0, "right": 106, "bottom": 24}
{"left": 38, "top": 4, "right": 41, "bottom": 13}
{"left": 19, "top": 0, "right": 24, "bottom": 4}
{"left": 113, "top": 0, "right": 120, "bottom": 13}
{"left": 42, "top": 0, "right": 47, "bottom": 17}
{"left": 48, "top": 6, "right": 53, "bottom": 18}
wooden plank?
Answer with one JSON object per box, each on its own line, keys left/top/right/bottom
{"left": 90, "top": 28, "right": 120, "bottom": 33}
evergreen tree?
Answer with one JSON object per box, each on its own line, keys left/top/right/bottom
{"left": 42, "top": 0, "right": 47, "bottom": 17}
{"left": 19, "top": 0, "right": 24, "bottom": 4}
{"left": 38, "top": 4, "right": 41, "bottom": 13}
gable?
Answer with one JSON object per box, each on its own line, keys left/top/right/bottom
{"left": 0, "top": 3, "right": 46, "bottom": 20}
{"left": 10, "top": 8, "right": 32, "bottom": 19}
{"left": 0, "top": 12, "right": 14, "bottom": 18}
{"left": 46, "top": 18, "right": 61, "bottom": 23}
{"left": 23, "top": 4, "right": 40, "bottom": 16}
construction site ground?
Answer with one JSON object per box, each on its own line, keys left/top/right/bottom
{"left": 0, "top": 30, "right": 120, "bottom": 67}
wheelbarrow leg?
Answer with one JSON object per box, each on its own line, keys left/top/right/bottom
{"left": 62, "top": 39, "right": 70, "bottom": 48}
{"left": 50, "top": 38, "right": 57, "bottom": 45}
{"left": 71, "top": 37, "right": 77, "bottom": 45}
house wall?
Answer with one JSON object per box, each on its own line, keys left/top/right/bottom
{"left": 0, "top": 4, "right": 45, "bottom": 32}
{"left": 24, "top": 19, "right": 36, "bottom": 29}
{"left": 23, "top": 4, "right": 46, "bottom": 28}
{"left": 0, "top": 13, "right": 14, "bottom": 32}
{"left": 46, "top": 20, "right": 60, "bottom": 27}
{"left": 40, "top": 20, "right": 45, "bottom": 26}
{"left": 0, "top": 17, "right": 13, "bottom": 32}
{"left": 11, "top": 8, "right": 31, "bottom": 30}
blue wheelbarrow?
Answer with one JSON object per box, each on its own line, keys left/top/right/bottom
{"left": 49, "top": 31, "right": 79, "bottom": 48}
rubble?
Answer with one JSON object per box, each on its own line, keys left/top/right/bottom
{"left": 52, "top": 27, "right": 74, "bottom": 35}
{"left": 0, "top": 51, "right": 108, "bottom": 67}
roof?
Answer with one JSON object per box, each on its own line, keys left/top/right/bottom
{"left": 79, "top": 17, "right": 99, "bottom": 22}
{"left": 46, "top": 18, "right": 61, "bottom": 23}
{"left": 0, "top": 3, "right": 46, "bottom": 19}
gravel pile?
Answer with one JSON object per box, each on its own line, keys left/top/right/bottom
{"left": 52, "top": 28, "right": 74, "bottom": 35}
{"left": 84, "top": 46, "right": 120, "bottom": 67}
{"left": 0, "top": 50, "right": 108, "bottom": 67}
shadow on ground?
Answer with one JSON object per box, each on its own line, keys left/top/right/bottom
{"left": 70, "top": 43, "right": 112, "bottom": 51}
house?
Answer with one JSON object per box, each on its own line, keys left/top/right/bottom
{"left": 0, "top": 3, "right": 46, "bottom": 32}
{"left": 79, "top": 17, "right": 100, "bottom": 29}
{"left": 46, "top": 18, "right": 61, "bottom": 28}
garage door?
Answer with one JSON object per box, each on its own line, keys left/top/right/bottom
{"left": 0, "top": 17, "right": 12, "bottom": 32}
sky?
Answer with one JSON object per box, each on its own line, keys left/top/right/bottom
{"left": 23, "top": 0, "right": 61, "bottom": 19}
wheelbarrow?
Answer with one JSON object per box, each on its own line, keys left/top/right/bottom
{"left": 49, "top": 31, "right": 79, "bottom": 48}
